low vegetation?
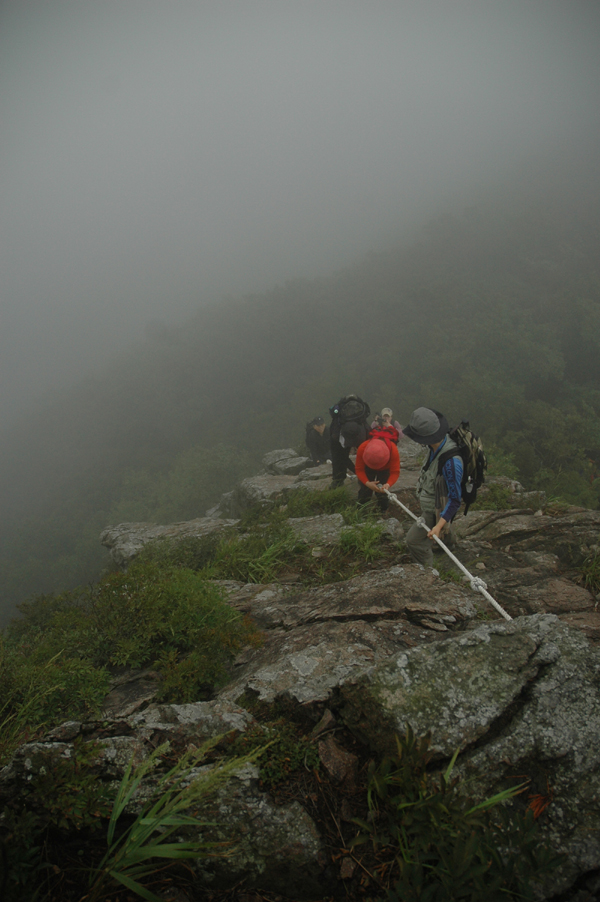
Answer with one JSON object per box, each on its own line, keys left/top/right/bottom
{"left": 138, "top": 487, "right": 392, "bottom": 586}
{"left": 0, "top": 559, "right": 260, "bottom": 767}
{"left": 352, "top": 729, "right": 563, "bottom": 900}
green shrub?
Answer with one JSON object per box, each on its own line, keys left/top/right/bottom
{"left": 352, "top": 728, "right": 563, "bottom": 900}
{"left": 471, "top": 484, "right": 515, "bottom": 511}
{"left": 19, "top": 739, "right": 113, "bottom": 833}
{"left": 1, "top": 559, "right": 261, "bottom": 747}
{"left": 86, "top": 740, "right": 255, "bottom": 902}
{"left": 340, "top": 522, "right": 385, "bottom": 561}
{"left": 1, "top": 737, "right": 263, "bottom": 902}
{"left": 581, "top": 550, "right": 600, "bottom": 594}
{"left": 136, "top": 531, "right": 226, "bottom": 571}
{"left": 284, "top": 486, "right": 354, "bottom": 517}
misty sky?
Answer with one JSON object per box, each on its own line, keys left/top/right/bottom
{"left": 1, "top": 0, "right": 599, "bottom": 429}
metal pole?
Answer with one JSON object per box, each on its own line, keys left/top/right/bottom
{"left": 383, "top": 489, "right": 512, "bottom": 622}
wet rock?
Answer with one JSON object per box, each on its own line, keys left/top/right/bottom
{"left": 127, "top": 698, "right": 255, "bottom": 746}
{"left": 310, "top": 708, "right": 337, "bottom": 739}
{"left": 397, "top": 438, "right": 426, "bottom": 471}
{"left": 376, "top": 517, "right": 404, "bottom": 541}
{"left": 220, "top": 562, "right": 481, "bottom": 708}
{"left": 455, "top": 509, "right": 600, "bottom": 565}
{"left": 554, "top": 610, "right": 600, "bottom": 644}
{"left": 296, "top": 462, "right": 332, "bottom": 482}
{"left": 232, "top": 474, "right": 300, "bottom": 513}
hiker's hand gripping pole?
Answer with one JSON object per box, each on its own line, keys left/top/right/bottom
{"left": 384, "top": 490, "right": 512, "bottom": 622}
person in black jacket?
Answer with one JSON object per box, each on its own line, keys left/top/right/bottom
{"left": 305, "top": 416, "right": 331, "bottom": 466}
{"left": 329, "top": 394, "right": 371, "bottom": 488}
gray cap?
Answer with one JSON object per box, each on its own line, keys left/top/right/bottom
{"left": 403, "top": 407, "right": 449, "bottom": 445}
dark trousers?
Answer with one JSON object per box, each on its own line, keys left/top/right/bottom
{"left": 330, "top": 439, "right": 355, "bottom": 486}
{"left": 357, "top": 466, "right": 390, "bottom": 511}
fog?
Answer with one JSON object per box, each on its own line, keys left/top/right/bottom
{"left": 1, "top": 0, "right": 599, "bottom": 430}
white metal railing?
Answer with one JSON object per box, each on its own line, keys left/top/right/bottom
{"left": 384, "top": 489, "right": 512, "bottom": 621}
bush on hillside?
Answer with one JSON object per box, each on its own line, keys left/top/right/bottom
{"left": 1, "top": 559, "right": 260, "bottom": 763}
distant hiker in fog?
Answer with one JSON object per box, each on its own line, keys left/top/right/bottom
{"left": 305, "top": 416, "right": 331, "bottom": 466}
{"left": 403, "top": 407, "right": 463, "bottom": 568}
{"left": 355, "top": 434, "right": 400, "bottom": 513}
{"left": 371, "top": 407, "right": 403, "bottom": 440}
{"left": 329, "top": 395, "right": 371, "bottom": 488}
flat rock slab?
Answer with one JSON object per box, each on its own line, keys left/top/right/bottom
{"left": 101, "top": 669, "right": 161, "bottom": 718}
{"left": 455, "top": 509, "right": 600, "bottom": 563}
{"left": 262, "top": 448, "right": 300, "bottom": 470}
{"left": 235, "top": 474, "right": 302, "bottom": 509}
{"left": 296, "top": 463, "right": 331, "bottom": 482}
{"left": 218, "top": 566, "right": 481, "bottom": 707}
{"left": 222, "top": 565, "right": 478, "bottom": 632}
{"left": 273, "top": 456, "right": 311, "bottom": 475}
{"left": 222, "top": 618, "right": 447, "bottom": 707}
{"left": 0, "top": 698, "right": 257, "bottom": 796}
{"left": 100, "top": 517, "right": 238, "bottom": 566}
{"left": 483, "top": 565, "right": 594, "bottom": 618}
{"left": 127, "top": 698, "right": 256, "bottom": 746}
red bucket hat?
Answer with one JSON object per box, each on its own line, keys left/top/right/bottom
{"left": 363, "top": 439, "right": 390, "bottom": 469}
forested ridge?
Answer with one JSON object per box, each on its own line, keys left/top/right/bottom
{"left": 1, "top": 193, "right": 600, "bottom": 623}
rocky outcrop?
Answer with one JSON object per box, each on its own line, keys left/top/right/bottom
{"left": 100, "top": 517, "right": 239, "bottom": 567}
{"left": 195, "top": 763, "right": 326, "bottom": 895}
{"left": 262, "top": 448, "right": 312, "bottom": 475}
{"left": 219, "top": 565, "right": 478, "bottom": 706}
{"left": 454, "top": 507, "right": 600, "bottom": 564}
{"left": 5, "top": 447, "right": 600, "bottom": 899}
{"left": 338, "top": 614, "right": 600, "bottom": 895}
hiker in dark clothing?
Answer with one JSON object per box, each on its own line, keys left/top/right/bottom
{"left": 305, "top": 416, "right": 331, "bottom": 466}
{"left": 329, "top": 395, "right": 371, "bottom": 488}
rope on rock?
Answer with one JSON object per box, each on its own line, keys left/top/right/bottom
{"left": 384, "top": 489, "right": 512, "bottom": 622}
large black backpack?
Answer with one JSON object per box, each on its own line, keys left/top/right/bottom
{"left": 330, "top": 395, "right": 370, "bottom": 425}
{"left": 436, "top": 421, "right": 487, "bottom": 515}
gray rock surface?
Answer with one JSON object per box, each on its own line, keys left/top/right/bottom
{"left": 337, "top": 614, "right": 600, "bottom": 894}
{"left": 262, "top": 448, "right": 301, "bottom": 471}
{"left": 272, "top": 455, "right": 312, "bottom": 475}
{"left": 220, "top": 565, "right": 479, "bottom": 704}
{"left": 100, "top": 517, "right": 238, "bottom": 566}
{"left": 288, "top": 513, "right": 345, "bottom": 545}
{"left": 233, "top": 474, "right": 301, "bottom": 511}
{"left": 454, "top": 508, "right": 600, "bottom": 564}
{"left": 195, "top": 763, "right": 327, "bottom": 897}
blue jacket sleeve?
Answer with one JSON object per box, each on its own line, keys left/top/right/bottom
{"left": 440, "top": 455, "right": 463, "bottom": 521}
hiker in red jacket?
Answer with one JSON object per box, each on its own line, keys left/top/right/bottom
{"left": 355, "top": 435, "right": 400, "bottom": 512}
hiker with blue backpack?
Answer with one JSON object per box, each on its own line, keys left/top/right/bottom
{"left": 403, "top": 408, "right": 486, "bottom": 568}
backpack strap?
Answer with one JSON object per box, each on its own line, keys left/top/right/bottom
{"left": 436, "top": 446, "right": 463, "bottom": 474}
